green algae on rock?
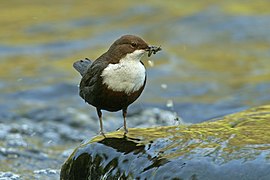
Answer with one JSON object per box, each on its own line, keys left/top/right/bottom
{"left": 61, "top": 105, "right": 270, "bottom": 180}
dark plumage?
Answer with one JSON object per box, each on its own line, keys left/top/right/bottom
{"left": 73, "top": 35, "right": 161, "bottom": 135}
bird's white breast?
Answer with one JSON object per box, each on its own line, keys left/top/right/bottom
{"left": 101, "top": 50, "right": 146, "bottom": 94}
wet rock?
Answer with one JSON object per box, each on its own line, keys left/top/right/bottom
{"left": 0, "top": 172, "right": 21, "bottom": 180}
{"left": 0, "top": 124, "right": 11, "bottom": 139}
{"left": 61, "top": 105, "right": 270, "bottom": 180}
{"left": 5, "top": 133, "right": 28, "bottom": 147}
{"left": 33, "top": 169, "right": 60, "bottom": 179}
{"left": 102, "top": 107, "right": 181, "bottom": 132}
{"left": 0, "top": 105, "right": 178, "bottom": 179}
{"left": 132, "top": 108, "right": 182, "bottom": 127}
{"left": 33, "top": 169, "right": 59, "bottom": 175}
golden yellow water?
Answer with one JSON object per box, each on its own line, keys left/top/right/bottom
{"left": 1, "top": 2, "right": 270, "bottom": 177}
{"left": 1, "top": 0, "right": 270, "bottom": 106}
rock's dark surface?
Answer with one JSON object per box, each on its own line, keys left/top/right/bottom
{"left": 61, "top": 105, "right": 270, "bottom": 180}
{"left": 0, "top": 100, "right": 178, "bottom": 179}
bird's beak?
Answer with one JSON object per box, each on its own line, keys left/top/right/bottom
{"left": 145, "top": 46, "right": 151, "bottom": 52}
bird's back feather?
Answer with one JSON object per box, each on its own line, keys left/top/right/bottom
{"left": 73, "top": 58, "right": 92, "bottom": 76}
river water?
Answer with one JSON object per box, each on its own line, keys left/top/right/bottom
{"left": 0, "top": 1, "right": 270, "bottom": 179}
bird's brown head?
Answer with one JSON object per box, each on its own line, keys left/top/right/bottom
{"left": 107, "top": 35, "right": 150, "bottom": 61}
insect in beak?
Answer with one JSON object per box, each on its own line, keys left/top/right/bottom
{"left": 146, "top": 45, "right": 162, "bottom": 57}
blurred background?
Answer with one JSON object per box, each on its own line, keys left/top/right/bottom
{"left": 1, "top": 0, "right": 270, "bottom": 178}
{"left": 1, "top": 0, "right": 270, "bottom": 123}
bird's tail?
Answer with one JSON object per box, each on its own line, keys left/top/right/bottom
{"left": 73, "top": 58, "right": 92, "bottom": 76}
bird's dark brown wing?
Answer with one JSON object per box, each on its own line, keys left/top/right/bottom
{"left": 79, "top": 53, "right": 110, "bottom": 104}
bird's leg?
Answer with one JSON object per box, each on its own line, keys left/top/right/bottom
{"left": 96, "top": 108, "right": 105, "bottom": 136}
{"left": 122, "top": 107, "right": 128, "bottom": 134}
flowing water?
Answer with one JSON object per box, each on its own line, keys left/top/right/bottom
{"left": 0, "top": 1, "right": 270, "bottom": 178}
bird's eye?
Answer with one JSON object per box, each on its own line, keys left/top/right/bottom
{"left": 131, "top": 42, "right": 137, "bottom": 48}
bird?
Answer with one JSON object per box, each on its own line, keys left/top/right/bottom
{"left": 73, "top": 35, "right": 161, "bottom": 135}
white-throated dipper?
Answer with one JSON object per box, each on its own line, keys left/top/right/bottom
{"left": 73, "top": 35, "right": 161, "bottom": 135}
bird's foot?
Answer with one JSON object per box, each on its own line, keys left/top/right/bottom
{"left": 124, "top": 128, "right": 128, "bottom": 135}
{"left": 115, "top": 126, "right": 128, "bottom": 135}
{"left": 99, "top": 131, "right": 106, "bottom": 138}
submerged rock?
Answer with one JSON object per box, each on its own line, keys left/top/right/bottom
{"left": 0, "top": 172, "right": 21, "bottom": 180}
{"left": 61, "top": 105, "right": 270, "bottom": 180}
